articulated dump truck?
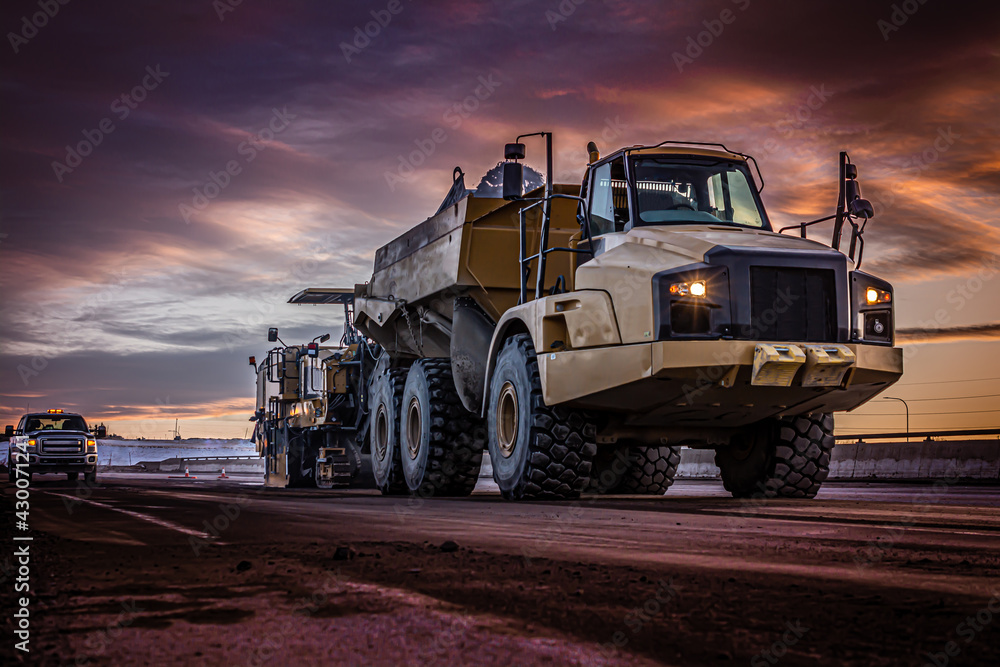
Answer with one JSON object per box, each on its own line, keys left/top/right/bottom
{"left": 349, "top": 134, "right": 903, "bottom": 501}
{"left": 250, "top": 291, "right": 376, "bottom": 488}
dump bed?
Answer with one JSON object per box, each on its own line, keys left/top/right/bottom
{"left": 355, "top": 184, "right": 582, "bottom": 357}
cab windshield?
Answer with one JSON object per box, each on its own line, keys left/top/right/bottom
{"left": 632, "top": 157, "right": 768, "bottom": 229}
{"left": 23, "top": 415, "right": 89, "bottom": 432}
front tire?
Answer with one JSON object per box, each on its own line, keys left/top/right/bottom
{"left": 84, "top": 470, "right": 97, "bottom": 485}
{"left": 67, "top": 472, "right": 79, "bottom": 482}
{"left": 487, "top": 335, "right": 596, "bottom": 500}
{"left": 715, "top": 413, "right": 834, "bottom": 499}
{"left": 399, "top": 359, "right": 484, "bottom": 497}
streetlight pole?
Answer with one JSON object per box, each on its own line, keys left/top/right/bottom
{"left": 883, "top": 396, "right": 909, "bottom": 442}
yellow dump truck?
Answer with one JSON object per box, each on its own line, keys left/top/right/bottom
{"left": 250, "top": 291, "right": 376, "bottom": 488}
{"left": 346, "top": 134, "right": 902, "bottom": 501}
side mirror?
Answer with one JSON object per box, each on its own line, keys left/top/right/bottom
{"left": 96, "top": 425, "right": 107, "bottom": 438}
{"left": 503, "top": 161, "right": 524, "bottom": 201}
{"left": 4, "top": 425, "right": 12, "bottom": 437}
{"left": 248, "top": 355, "right": 257, "bottom": 367}
{"left": 318, "top": 333, "right": 331, "bottom": 343}
{"left": 850, "top": 198, "right": 875, "bottom": 218}
{"left": 267, "top": 327, "right": 278, "bottom": 343}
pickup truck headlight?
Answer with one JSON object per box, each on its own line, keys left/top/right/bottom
{"left": 87, "top": 439, "right": 97, "bottom": 453}
{"left": 26, "top": 439, "right": 36, "bottom": 448}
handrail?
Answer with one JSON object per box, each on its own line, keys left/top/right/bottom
{"left": 518, "top": 194, "right": 593, "bottom": 303}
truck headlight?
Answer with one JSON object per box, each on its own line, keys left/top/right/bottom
{"left": 852, "top": 271, "right": 894, "bottom": 344}
{"left": 87, "top": 439, "right": 97, "bottom": 453}
{"left": 865, "top": 287, "right": 891, "bottom": 304}
{"left": 27, "top": 439, "right": 36, "bottom": 449}
{"left": 669, "top": 280, "right": 707, "bottom": 297}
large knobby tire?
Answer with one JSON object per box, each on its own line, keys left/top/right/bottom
{"left": 286, "top": 430, "right": 317, "bottom": 489}
{"left": 618, "top": 445, "right": 681, "bottom": 495}
{"left": 715, "top": 413, "right": 834, "bottom": 499}
{"left": 369, "top": 367, "right": 409, "bottom": 495}
{"left": 400, "top": 359, "right": 485, "bottom": 497}
{"left": 487, "top": 334, "right": 596, "bottom": 500}
{"left": 588, "top": 443, "right": 681, "bottom": 495}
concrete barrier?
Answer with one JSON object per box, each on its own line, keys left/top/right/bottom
{"left": 480, "top": 440, "right": 1000, "bottom": 484}
{"left": 674, "top": 439, "right": 1000, "bottom": 481}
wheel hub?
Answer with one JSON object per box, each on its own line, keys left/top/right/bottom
{"left": 374, "top": 404, "right": 389, "bottom": 460}
{"left": 406, "top": 397, "right": 421, "bottom": 460}
{"left": 496, "top": 381, "right": 519, "bottom": 458}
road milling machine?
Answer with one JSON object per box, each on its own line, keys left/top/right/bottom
{"left": 249, "top": 291, "right": 378, "bottom": 488}
{"left": 351, "top": 133, "right": 903, "bottom": 501}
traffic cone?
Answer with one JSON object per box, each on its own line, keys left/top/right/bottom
{"left": 218, "top": 468, "right": 229, "bottom": 479}
{"left": 168, "top": 466, "right": 197, "bottom": 479}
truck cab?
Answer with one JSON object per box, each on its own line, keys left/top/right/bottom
{"left": 5, "top": 409, "right": 104, "bottom": 483}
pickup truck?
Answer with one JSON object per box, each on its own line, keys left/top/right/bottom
{"left": 5, "top": 409, "right": 106, "bottom": 483}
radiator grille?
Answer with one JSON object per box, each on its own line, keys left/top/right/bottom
{"left": 748, "top": 267, "right": 836, "bottom": 342}
{"left": 40, "top": 437, "right": 85, "bottom": 454}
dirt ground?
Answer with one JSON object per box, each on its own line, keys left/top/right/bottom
{"left": 2, "top": 476, "right": 999, "bottom": 666}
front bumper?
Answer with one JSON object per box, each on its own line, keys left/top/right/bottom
{"left": 15, "top": 452, "right": 98, "bottom": 474}
{"left": 538, "top": 340, "right": 902, "bottom": 428}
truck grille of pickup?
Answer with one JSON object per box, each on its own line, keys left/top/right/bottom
{"left": 748, "top": 267, "right": 837, "bottom": 342}
{"left": 40, "top": 438, "right": 85, "bottom": 454}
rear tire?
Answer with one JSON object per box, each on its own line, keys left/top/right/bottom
{"left": 715, "top": 413, "right": 834, "bottom": 499}
{"left": 487, "top": 334, "right": 596, "bottom": 500}
{"left": 587, "top": 443, "right": 680, "bottom": 495}
{"left": 617, "top": 445, "right": 681, "bottom": 495}
{"left": 369, "top": 366, "right": 409, "bottom": 495}
{"left": 286, "top": 429, "right": 317, "bottom": 489}
{"left": 400, "top": 359, "right": 484, "bottom": 497}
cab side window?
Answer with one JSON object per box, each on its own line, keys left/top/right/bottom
{"left": 589, "top": 158, "right": 630, "bottom": 236}
{"left": 16, "top": 417, "right": 25, "bottom": 435}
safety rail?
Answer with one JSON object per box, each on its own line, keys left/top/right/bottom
{"left": 518, "top": 194, "right": 593, "bottom": 303}
{"left": 178, "top": 455, "right": 259, "bottom": 461}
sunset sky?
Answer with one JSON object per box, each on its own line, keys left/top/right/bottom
{"left": 1, "top": 0, "right": 998, "bottom": 439}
